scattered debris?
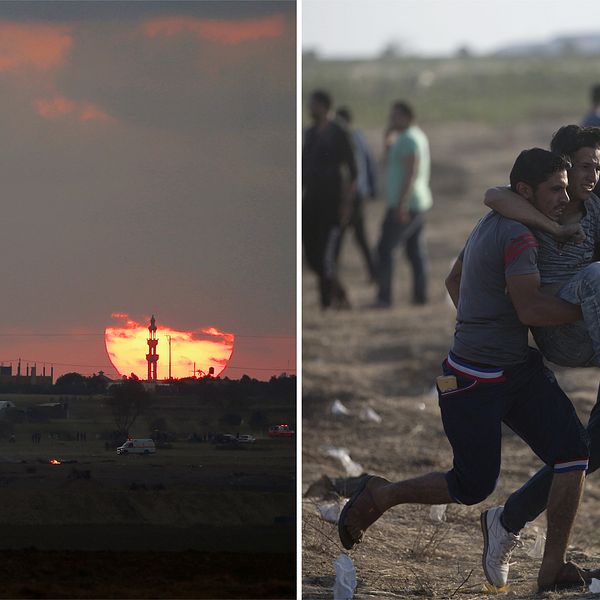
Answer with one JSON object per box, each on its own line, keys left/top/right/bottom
{"left": 429, "top": 504, "right": 447, "bottom": 522}
{"left": 318, "top": 498, "right": 347, "bottom": 524}
{"left": 331, "top": 399, "right": 350, "bottom": 416}
{"left": 323, "top": 447, "right": 363, "bottom": 477}
{"left": 333, "top": 554, "right": 356, "bottom": 600}
{"left": 526, "top": 524, "right": 546, "bottom": 559}
{"left": 359, "top": 406, "right": 382, "bottom": 423}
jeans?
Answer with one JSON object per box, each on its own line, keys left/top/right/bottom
{"left": 502, "top": 262, "right": 600, "bottom": 533}
{"left": 303, "top": 196, "right": 348, "bottom": 309}
{"left": 375, "top": 209, "right": 428, "bottom": 305}
{"left": 532, "top": 262, "right": 600, "bottom": 367}
{"left": 502, "top": 383, "right": 600, "bottom": 534}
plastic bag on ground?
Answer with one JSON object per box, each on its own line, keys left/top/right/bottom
{"left": 527, "top": 525, "right": 546, "bottom": 559}
{"left": 323, "top": 447, "right": 363, "bottom": 477}
{"left": 333, "top": 554, "right": 357, "bottom": 600}
{"left": 318, "top": 498, "right": 347, "bottom": 524}
{"left": 590, "top": 578, "right": 600, "bottom": 593}
{"left": 359, "top": 406, "right": 382, "bottom": 423}
{"left": 331, "top": 399, "right": 350, "bottom": 415}
{"left": 429, "top": 504, "right": 447, "bottom": 522}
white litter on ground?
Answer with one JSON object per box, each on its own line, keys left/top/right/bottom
{"left": 323, "top": 447, "right": 363, "bottom": 477}
{"left": 331, "top": 399, "right": 350, "bottom": 415}
{"left": 318, "top": 498, "right": 347, "bottom": 524}
{"left": 359, "top": 406, "right": 382, "bottom": 423}
{"left": 333, "top": 554, "right": 357, "bottom": 599}
{"left": 429, "top": 504, "right": 447, "bottom": 522}
{"left": 526, "top": 524, "right": 546, "bottom": 559}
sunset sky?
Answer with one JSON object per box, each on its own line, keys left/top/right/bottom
{"left": 0, "top": 1, "right": 296, "bottom": 381}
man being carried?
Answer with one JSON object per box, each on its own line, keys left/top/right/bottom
{"left": 479, "top": 125, "right": 600, "bottom": 589}
{"left": 338, "top": 148, "right": 590, "bottom": 592}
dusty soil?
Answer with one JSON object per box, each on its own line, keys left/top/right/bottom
{"left": 302, "top": 119, "right": 600, "bottom": 598}
{"left": 0, "top": 439, "right": 295, "bottom": 597}
{"left": 0, "top": 550, "right": 294, "bottom": 599}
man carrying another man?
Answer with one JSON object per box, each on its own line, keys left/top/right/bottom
{"left": 479, "top": 125, "right": 600, "bottom": 589}
{"left": 339, "top": 148, "right": 590, "bottom": 592}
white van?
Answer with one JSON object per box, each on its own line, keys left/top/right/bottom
{"left": 116, "top": 438, "right": 156, "bottom": 455}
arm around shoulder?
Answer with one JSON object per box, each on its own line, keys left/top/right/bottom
{"left": 484, "top": 186, "right": 563, "bottom": 238}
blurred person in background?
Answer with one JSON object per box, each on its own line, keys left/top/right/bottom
{"left": 335, "top": 106, "right": 378, "bottom": 282}
{"left": 372, "top": 101, "right": 432, "bottom": 308}
{"left": 582, "top": 84, "right": 600, "bottom": 127}
{"left": 302, "top": 89, "right": 357, "bottom": 310}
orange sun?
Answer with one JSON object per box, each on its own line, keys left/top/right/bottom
{"left": 104, "top": 313, "right": 234, "bottom": 380}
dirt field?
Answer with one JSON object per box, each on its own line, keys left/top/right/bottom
{"left": 302, "top": 119, "right": 600, "bottom": 598}
{"left": 0, "top": 438, "right": 295, "bottom": 598}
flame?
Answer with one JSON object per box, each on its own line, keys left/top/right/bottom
{"left": 142, "top": 14, "right": 285, "bottom": 44}
{"left": 49, "top": 458, "right": 61, "bottom": 465}
{"left": 104, "top": 314, "right": 234, "bottom": 379}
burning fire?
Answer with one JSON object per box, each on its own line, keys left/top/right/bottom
{"left": 49, "top": 458, "right": 61, "bottom": 465}
{"left": 105, "top": 314, "right": 234, "bottom": 379}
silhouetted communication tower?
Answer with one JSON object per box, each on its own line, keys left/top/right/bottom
{"left": 146, "top": 314, "right": 159, "bottom": 381}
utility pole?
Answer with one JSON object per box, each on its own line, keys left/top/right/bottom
{"left": 167, "top": 335, "right": 172, "bottom": 380}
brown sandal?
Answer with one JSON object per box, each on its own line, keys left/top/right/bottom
{"left": 538, "top": 561, "right": 600, "bottom": 592}
{"left": 338, "top": 475, "right": 386, "bottom": 550}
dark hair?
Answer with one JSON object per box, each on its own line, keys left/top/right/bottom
{"left": 336, "top": 106, "right": 352, "bottom": 124}
{"left": 310, "top": 89, "right": 332, "bottom": 110}
{"left": 592, "top": 84, "right": 600, "bottom": 106}
{"left": 509, "top": 148, "right": 571, "bottom": 193}
{"left": 392, "top": 100, "right": 415, "bottom": 121}
{"left": 550, "top": 124, "right": 600, "bottom": 158}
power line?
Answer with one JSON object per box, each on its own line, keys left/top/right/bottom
{"left": 0, "top": 332, "right": 294, "bottom": 340}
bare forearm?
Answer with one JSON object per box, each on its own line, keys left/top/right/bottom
{"left": 518, "top": 295, "right": 582, "bottom": 326}
{"left": 485, "top": 187, "right": 561, "bottom": 236}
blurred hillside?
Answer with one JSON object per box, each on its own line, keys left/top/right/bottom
{"left": 303, "top": 53, "right": 600, "bottom": 127}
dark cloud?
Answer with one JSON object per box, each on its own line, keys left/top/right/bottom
{"left": 0, "top": 1, "right": 293, "bottom": 23}
{"left": 0, "top": 1, "right": 296, "bottom": 379}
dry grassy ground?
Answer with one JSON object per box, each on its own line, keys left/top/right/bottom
{"left": 302, "top": 119, "right": 600, "bottom": 598}
{"left": 0, "top": 438, "right": 295, "bottom": 598}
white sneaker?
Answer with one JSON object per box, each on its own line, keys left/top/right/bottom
{"left": 480, "top": 506, "right": 520, "bottom": 588}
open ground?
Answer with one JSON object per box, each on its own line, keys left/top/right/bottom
{"left": 302, "top": 68, "right": 600, "bottom": 598}
{"left": 0, "top": 389, "right": 295, "bottom": 598}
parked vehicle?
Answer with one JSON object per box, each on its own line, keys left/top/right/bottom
{"left": 116, "top": 438, "right": 156, "bottom": 455}
{"left": 237, "top": 434, "right": 256, "bottom": 443}
{"left": 268, "top": 424, "right": 294, "bottom": 438}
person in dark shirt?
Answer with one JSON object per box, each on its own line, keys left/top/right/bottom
{"left": 335, "top": 106, "right": 377, "bottom": 282}
{"left": 302, "top": 89, "right": 357, "bottom": 309}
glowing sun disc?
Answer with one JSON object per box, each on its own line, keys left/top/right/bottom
{"left": 105, "top": 314, "right": 234, "bottom": 380}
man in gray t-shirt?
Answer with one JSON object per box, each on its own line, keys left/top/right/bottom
{"left": 338, "top": 149, "right": 590, "bottom": 593}
{"left": 480, "top": 125, "right": 600, "bottom": 590}
{"left": 452, "top": 214, "right": 539, "bottom": 365}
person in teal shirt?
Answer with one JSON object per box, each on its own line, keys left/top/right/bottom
{"left": 374, "top": 101, "right": 432, "bottom": 307}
